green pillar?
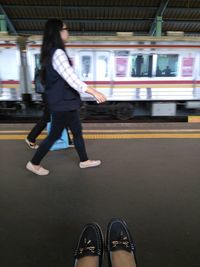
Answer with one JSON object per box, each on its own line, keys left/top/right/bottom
{"left": 0, "top": 14, "right": 7, "bottom": 32}
{"left": 155, "top": 16, "right": 162, "bottom": 37}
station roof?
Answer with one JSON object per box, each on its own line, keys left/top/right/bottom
{"left": 1, "top": 0, "right": 200, "bottom": 36}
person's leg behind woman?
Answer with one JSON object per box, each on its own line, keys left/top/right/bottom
{"left": 26, "top": 95, "right": 50, "bottom": 149}
{"left": 26, "top": 111, "right": 68, "bottom": 175}
{"left": 26, "top": 109, "right": 50, "bottom": 146}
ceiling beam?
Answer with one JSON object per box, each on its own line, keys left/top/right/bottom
{"left": 11, "top": 18, "right": 152, "bottom": 23}
{"left": 2, "top": 5, "right": 157, "bottom": 10}
{"left": 164, "top": 20, "right": 200, "bottom": 24}
{"left": 0, "top": 4, "right": 17, "bottom": 34}
{"left": 149, "top": 0, "right": 169, "bottom": 35}
{"left": 11, "top": 18, "right": 200, "bottom": 24}
{"left": 3, "top": 5, "right": 200, "bottom": 13}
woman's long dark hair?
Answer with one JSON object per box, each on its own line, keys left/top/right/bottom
{"left": 40, "top": 19, "right": 65, "bottom": 66}
{"left": 40, "top": 19, "right": 72, "bottom": 83}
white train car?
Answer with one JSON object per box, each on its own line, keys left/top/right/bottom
{"left": 27, "top": 35, "right": 200, "bottom": 118}
{"left": 1, "top": 34, "right": 200, "bottom": 118}
{"left": 0, "top": 35, "right": 21, "bottom": 105}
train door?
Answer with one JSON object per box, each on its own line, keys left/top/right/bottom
{"left": 194, "top": 53, "right": 200, "bottom": 99}
{"left": 78, "top": 50, "right": 111, "bottom": 97}
{"left": 112, "top": 50, "right": 130, "bottom": 100}
{"left": 131, "top": 53, "right": 153, "bottom": 100}
{"left": 179, "top": 53, "right": 197, "bottom": 100}
{"left": 79, "top": 51, "right": 94, "bottom": 82}
{"left": 113, "top": 51, "right": 153, "bottom": 100}
{"left": 95, "top": 51, "right": 111, "bottom": 98}
{"left": 0, "top": 44, "right": 20, "bottom": 101}
{"left": 77, "top": 51, "right": 94, "bottom": 118}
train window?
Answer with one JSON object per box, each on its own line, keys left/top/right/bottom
{"left": 80, "top": 53, "right": 93, "bottom": 80}
{"left": 156, "top": 54, "right": 178, "bottom": 77}
{"left": 96, "top": 52, "right": 110, "bottom": 80}
{"left": 131, "top": 55, "right": 152, "bottom": 77}
{"left": 115, "top": 51, "right": 129, "bottom": 77}
{"left": 0, "top": 49, "right": 19, "bottom": 80}
{"left": 34, "top": 54, "right": 40, "bottom": 69}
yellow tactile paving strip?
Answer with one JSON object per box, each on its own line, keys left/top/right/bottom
{"left": 1, "top": 129, "right": 200, "bottom": 139}
{"left": 1, "top": 129, "right": 200, "bottom": 133}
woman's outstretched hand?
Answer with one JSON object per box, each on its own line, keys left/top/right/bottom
{"left": 93, "top": 91, "right": 107, "bottom": 103}
{"left": 86, "top": 87, "right": 107, "bottom": 104}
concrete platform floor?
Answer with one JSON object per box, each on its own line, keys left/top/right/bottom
{"left": 0, "top": 123, "right": 200, "bottom": 267}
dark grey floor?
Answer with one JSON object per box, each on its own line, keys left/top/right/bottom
{"left": 0, "top": 124, "right": 200, "bottom": 267}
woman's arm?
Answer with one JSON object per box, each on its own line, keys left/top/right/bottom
{"left": 52, "top": 49, "right": 106, "bottom": 103}
{"left": 52, "top": 49, "right": 87, "bottom": 93}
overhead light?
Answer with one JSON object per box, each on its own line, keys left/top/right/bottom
{"left": 166, "top": 31, "right": 184, "bottom": 36}
{"left": 116, "top": 32, "right": 133, "bottom": 36}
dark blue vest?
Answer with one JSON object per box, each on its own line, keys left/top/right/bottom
{"left": 45, "top": 49, "right": 81, "bottom": 112}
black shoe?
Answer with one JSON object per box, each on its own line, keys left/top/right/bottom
{"left": 74, "top": 223, "right": 104, "bottom": 267}
{"left": 106, "top": 218, "right": 137, "bottom": 267}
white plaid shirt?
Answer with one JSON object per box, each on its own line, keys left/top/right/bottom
{"left": 52, "top": 49, "right": 88, "bottom": 94}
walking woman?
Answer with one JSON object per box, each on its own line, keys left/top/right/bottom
{"left": 26, "top": 19, "right": 106, "bottom": 175}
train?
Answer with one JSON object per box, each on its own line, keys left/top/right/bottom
{"left": 1, "top": 33, "right": 200, "bottom": 119}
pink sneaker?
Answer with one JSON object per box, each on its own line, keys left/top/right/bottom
{"left": 26, "top": 161, "right": 49, "bottom": 176}
{"left": 79, "top": 160, "right": 101, "bottom": 169}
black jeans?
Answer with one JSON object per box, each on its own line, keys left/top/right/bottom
{"left": 31, "top": 110, "right": 88, "bottom": 165}
{"left": 27, "top": 95, "right": 72, "bottom": 144}
{"left": 27, "top": 104, "right": 50, "bottom": 143}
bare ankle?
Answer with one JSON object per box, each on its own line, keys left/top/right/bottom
{"left": 75, "top": 256, "right": 98, "bottom": 267}
{"left": 112, "top": 251, "right": 137, "bottom": 267}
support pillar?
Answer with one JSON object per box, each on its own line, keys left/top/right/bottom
{"left": 155, "top": 16, "right": 162, "bottom": 37}
{"left": 0, "top": 14, "right": 7, "bottom": 32}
